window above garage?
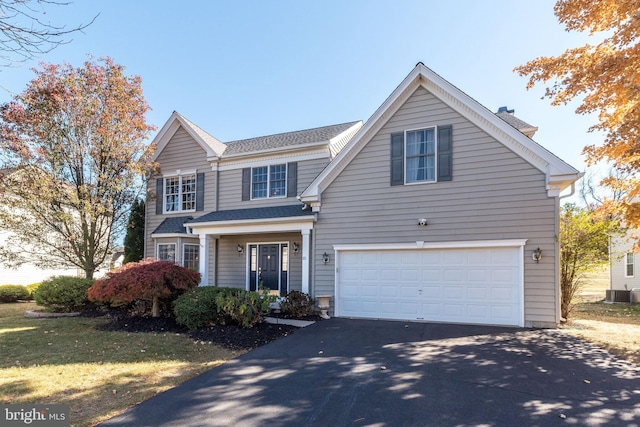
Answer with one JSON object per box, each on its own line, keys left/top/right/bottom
{"left": 390, "top": 125, "right": 452, "bottom": 186}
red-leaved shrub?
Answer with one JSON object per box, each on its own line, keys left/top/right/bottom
{"left": 88, "top": 259, "right": 200, "bottom": 317}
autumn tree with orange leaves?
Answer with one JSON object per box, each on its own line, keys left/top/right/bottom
{"left": 0, "top": 57, "right": 156, "bottom": 279}
{"left": 515, "top": 0, "right": 640, "bottom": 225}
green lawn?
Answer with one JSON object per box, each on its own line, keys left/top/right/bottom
{"left": 0, "top": 302, "right": 240, "bottom": 426}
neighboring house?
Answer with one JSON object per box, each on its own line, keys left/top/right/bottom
{"left": 0, "top": 169, "right": 80, "bottom": 285}
{"left": 0, "top": 168, "right": 119, "bottom": 284}
{"left": 0, "top": 241, "right": 80, "bottom": 285}
{"left": 146, "top": 63, "right": 581, "bottom": 327}
{"left": 608, "top": 232, "right": 639, "bottom": 301}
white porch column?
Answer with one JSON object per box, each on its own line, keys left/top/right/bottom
{"left": 199, "top": 234, "right": 209, "bottom": 286}
{"left": 301, "top": 229, "right": 310, "bottom": 294}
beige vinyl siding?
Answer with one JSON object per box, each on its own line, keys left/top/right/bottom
{"left": 313, "top": 87, "right": 558, "bottom": 326}
{"left": 610, "top": 234, "right": 639, "bottom": 291}
{"left": 217, "top": 157, "right": 330, "bottom": 210}
{"left": 216, "top": 233, "right": 303, "bottom": 290}
{"left": 145, "top": 126, "right": 217, "bottom": 259}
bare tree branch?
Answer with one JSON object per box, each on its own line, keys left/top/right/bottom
{"left": 0, "top": 0, "right": 98, "bottom": 67}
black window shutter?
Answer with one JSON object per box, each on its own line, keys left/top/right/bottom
{"left": 287, "top": 162, "right": 297, "bottom": 197}
{"left": 241, "top": 168, "right": 251, "bottom": 201}
{"left": 196, "top": 172, "right": 205, "bottom": 211}
{"left": 155, "top": 178, "right": 163, "bottom": 214}
{"left": 390, "top": 132, "right": 404, "bottom": 186}
{"left": 437, "top": 125, "right": 453, "bottom": 182}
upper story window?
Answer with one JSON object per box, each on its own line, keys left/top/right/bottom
{"left": 390, "top": 125, "right": 452, "bottom": 186}
{"left": 626, "top": 252, "right": 634, "bottom": 277}
{"left": 241, "top": 163, "right": 297, "bottom": 202}
{"left": 252, "top": 164, "right": 287, "bottom": 199}
{"left": 406, "top": 128, "right": 436, "bottom": 183}
{"left": 165, "top": 174, "right": 196, "bottom": 213}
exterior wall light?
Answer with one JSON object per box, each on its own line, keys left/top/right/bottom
{"left": 532, "top": 247, "right": 542, "bottom": 263}
{"left": 292, "top": 242, "right": 299, "bottom": 253}
{"left": 322, "top": 252, "right": 330, "bottom": 264}
{"left": 237, "top": 244, "right": 244, "bottom": 254}
{"left": 418, "top": 218, "right": 428, "bottom": 226}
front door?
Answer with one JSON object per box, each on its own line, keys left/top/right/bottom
{"left": 259, "top": 244, "right": 279, "bottom": 292}
{"left": 249, "top": 243, "right": 288, "bottom": 296}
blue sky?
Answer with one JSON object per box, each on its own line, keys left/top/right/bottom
{"left": 0, "top": 0, "right": 603, "bottom": 176}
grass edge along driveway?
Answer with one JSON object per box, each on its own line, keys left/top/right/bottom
{"left": 0, "top": 302, "right": 240, "bottom": 427}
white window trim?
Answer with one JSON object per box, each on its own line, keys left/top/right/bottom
{"left": 404, "top": 126, "right": 438, "bottom": 185}
{"left": 163, "top": 173, "right": 197, "bottom": 214}
{"left": 625, "top": 252, "right": 635, "bottom": 278}
{"left": 157, "top": 243, "right": 177, "bottom": 263}
{"left": 182, "top": 243, "right": 200, "bottom": 271}
{"left": 250, "top": 163, "right": 287, "bottom": 200}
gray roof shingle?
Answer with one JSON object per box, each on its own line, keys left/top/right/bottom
{"left": 177, "top": 113, "right": 227, "bottom": 156}
{"left": 223, "top": 121, "right": 361, "bottom": 156}
{"left": 152, "top": 216, "right": 194, "bottom": 234}
{"left": 187, "top": 205, "right": 314, "bottom": 224}
{"left": 496, "top": 112, "right": 538, "bottom": 137}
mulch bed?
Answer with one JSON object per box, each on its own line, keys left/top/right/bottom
{"left": 93, "top": 311, "right": 299, "bottom": 351}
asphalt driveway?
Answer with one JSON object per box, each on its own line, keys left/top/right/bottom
{"left": 100, "top": 319, "right": 640, "bottom": 427}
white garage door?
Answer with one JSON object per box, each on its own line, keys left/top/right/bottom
{"left": 336, "top": 245, "right": 523, "bottom": 326}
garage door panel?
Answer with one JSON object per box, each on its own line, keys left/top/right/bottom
{"left": 467, "top": 304, "right": 489, "bottom": 318}
{"left": 422, "top": 269, "right": 441, "bottom": 281}
{"left": 467, "top": 286, "right": 489, "bottom": 299}
{"left": 381, "top": 269, "right": 399, "bottom": 281}
{"left": 397, "top": 302, "right": 419, "bottom": 315}
{"left": 399, "top": 284, "right": 420, "bottom": 297}
{"left": 421, "top": 285, "right": 441, "bottom": 298}
{"left": 443, "top": 286, "right": 464, "bottom": 299}
{"left": 492, "top": 305, "right": 515, "bottom": 320}
{"left": 421, "top": 303, "right": 442, "bottom": 316}
{"left": 337, "top": 246, "right": 522, "bottom": 326}
{"left": 444, "top": 269, "right": 465, "bottom": 282}
{"left": 362, "top": 269, "right": 380, "bottom": 281}
{"left": 443, "top": 303, "right": 464, "bottom": 316}
{"left": 401, "top": 269, "right": 421, "bottom": 281}
{"left": 361, "top": 285, "right": 378, "bottom": 297}
{"left": 491, "top": 285, "right": 515, "bottom": 298}
{"left": 492, "top": 268, "right": 517, "bottom": 282}
{"left": 380, "top": 285, "right": 398, "bottom": 297}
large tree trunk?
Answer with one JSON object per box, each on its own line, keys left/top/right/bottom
{"left": 152, "top": 296, "right": 160, "bottom": 318}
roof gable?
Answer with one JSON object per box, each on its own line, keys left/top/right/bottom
{"left": 300, "top": 63, "right": 581, "bottom": 205}
{"left": 151, "top": 111, "right": 226, "bottom": 162}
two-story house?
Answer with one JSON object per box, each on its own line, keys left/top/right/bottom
{"left": 146, "top": 63, "right": 581, "bottom": 328}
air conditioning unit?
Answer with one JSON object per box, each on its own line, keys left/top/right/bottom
{"left": 605, "top": 290, "right": 631, "bottom": 303}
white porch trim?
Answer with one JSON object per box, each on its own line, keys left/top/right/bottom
{"left": 190, "top": 216, "right": 315, "bottom": 292}
{"left": 301, "top": 229, "right": 310, "bottom": 293}
{"left": 199, "top": 234, "right": 209, "bottom": 286}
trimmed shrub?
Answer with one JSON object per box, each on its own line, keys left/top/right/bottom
{"left": 173, "top": 286, "right": 236, "bottom": 330}
{"left": 280, "top": 291, "right": 315, "bottom": 318}
{"left": 25, "top": 282, "right": 41, "bottom": 300}
{"left": 89, "top": 259, "right": 200, "bottom": 317}
{"left": 215, "top": 288, "right": 276, "bottom": 328}
{"left": 0, "top": 285, "right": 31, "bottom": 303}
{"left": 34, "top": 276, "right": 94, "bottom": 312}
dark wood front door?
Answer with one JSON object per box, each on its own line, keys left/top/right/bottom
{"left": 259, "top": 244, "right": 279, "bottom": 292}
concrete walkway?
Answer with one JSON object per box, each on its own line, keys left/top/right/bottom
{"left": 100, "top": 318, "right": 640, "bottom": 426}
